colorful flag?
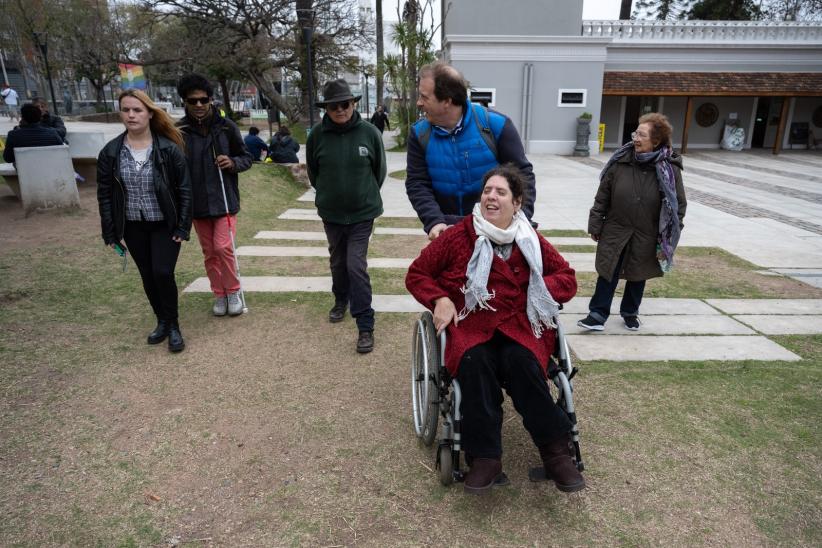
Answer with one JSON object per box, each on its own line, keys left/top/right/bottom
{"left": 119, "top": 63, "right": 146, "bottom": 90}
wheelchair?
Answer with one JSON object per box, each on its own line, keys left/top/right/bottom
{"left": 411, "top": 310, "right": 583, "bottom": 486}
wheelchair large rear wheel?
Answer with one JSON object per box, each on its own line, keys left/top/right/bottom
{"left": 411, "top": 311, "right": 441, "bottom": 446}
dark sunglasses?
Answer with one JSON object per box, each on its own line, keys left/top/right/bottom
{"left": 327, "top": 101, "right": 350, "bottom": 111}
{"left": 185, "top": 97, "right": 211, "bottom": 106}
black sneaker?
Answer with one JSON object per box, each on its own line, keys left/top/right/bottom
{"left": 577, "top": 314, "right": 605, "bottom": 331}
{"left": 356, "top": 330, "right": 374, "bottom": 353}
{"left": 623, "top": 316, "right": 641, "bottom": 331}
{"left": 329, "top": 302, "right": 347, "bottom": 323}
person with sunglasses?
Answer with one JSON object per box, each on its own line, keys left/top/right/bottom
{"left": 577, "top": 113, "right": 687, "bottom": 332}
{"left": 306, "top": 79, "right": 387, "bottom": 354}
{"left": 176, "top": 73, "right": 253, "bottom": 317}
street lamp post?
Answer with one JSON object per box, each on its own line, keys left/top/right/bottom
{"left": 32, "top": 32, "right": 59, "bottom": 115}
{"left": 364, "top": 72, "right": 370, "bottom": 116}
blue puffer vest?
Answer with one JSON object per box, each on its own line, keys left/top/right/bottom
{"left": 412, "top": 103, "right": 505, "bottom": 216}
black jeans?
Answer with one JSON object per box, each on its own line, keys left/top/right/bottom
{"left": 588, "top": 247, "right": 646, "bottom": 323}
{"left": 457, "top": 332, "right": 571, "bottom": 459}
{"left": 123, "top": 220, "right": 182, "bottom": 322}
{"left": 322, "top": 219, "right": 375, "bottom": 332}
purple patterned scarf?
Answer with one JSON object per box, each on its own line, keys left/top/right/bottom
{"left": 600, "top": 142, "right": 680, "bottom": 272}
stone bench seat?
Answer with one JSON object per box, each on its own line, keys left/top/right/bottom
{"left": 0, "top": 162, "right": 20, "bottom": 198}
{"left": 66, "top": 131, "right": 106, "bottom": 184}
{"left": 11, "top": 145, "right": 80, "bottom": 215}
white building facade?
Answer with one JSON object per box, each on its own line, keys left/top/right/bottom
{"left": 442, "top": 0, "right": 822, "bottom": 155}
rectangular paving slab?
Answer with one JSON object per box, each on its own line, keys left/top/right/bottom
{"left": 566, "top": 335, "right": 801, "bottom": 362}
{"left": 706, "top": 298, "right": 822, "bottom": 314}
{"left": 733, "top": 315, "right": 822, "bottom": 334}
{"left": 563, "top": 297, "right": 720, "bottom": 315}
{"left": 254, "top": 231, "right": 328, "bottom": 241}
{"left": 373, "top": 294, "right": 426, "bottom": 313}
{"left": 278, "top": 209, "right": 322, "bottom": 221}
{"left": 183, "top": 276, "right": 331, "bottom": 293}
{"left": 564, "top": 314, "right": 755, "bottom": 335}
{"left": 237, "top": 246, "right": 327, "bottom": 257}
{"left": 374, "top": 227, "right": 426, "bottom": 236}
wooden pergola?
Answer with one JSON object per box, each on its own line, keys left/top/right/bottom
{"left": 603, "top": 72, "right": 822, "bottom": 154}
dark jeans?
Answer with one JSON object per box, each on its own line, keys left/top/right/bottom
{"left": 322, "top": 219, "right": 375, "bottom": 332}
{"left": 588, "top": 247, "right": 646, "bottom": 323}
{"left": 123, "top": 220, "right": 182, "bottom": 322}
{"left": 457, "top": 332, "right": 571, "bottom": 459}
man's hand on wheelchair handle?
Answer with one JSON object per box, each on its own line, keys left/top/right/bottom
{"left": 433, "top": 297, "right": 459, "bottom": 334}
{"left": 428, "top": 223, "right": 449, "bottom": 241}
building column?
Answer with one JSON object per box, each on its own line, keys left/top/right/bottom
{"left": 773, "top": 96, "right": 790, "bottom": 155}
{"left": 681, "top": 96, "right": 694, "bottom": 154}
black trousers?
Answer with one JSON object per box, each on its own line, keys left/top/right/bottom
{"left": 457, "top": 332, "right": 571, "bottom": 459}
{"left": 322, "top": 220, "right": 375, "bottom": 331}
{"left": 588, "top": 247, "right": 646, "bottom": 323}
{"left": 123, "top": 220, "right": 182, "bottom": 322}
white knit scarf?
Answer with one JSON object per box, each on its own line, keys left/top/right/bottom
{"left": 459, "top": 203, "right": 560, "bottom": 338}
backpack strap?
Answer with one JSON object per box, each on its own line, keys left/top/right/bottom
{"left": 472, "top": 104, "right": 498, "bottom": 161}
{"left": 416, "top": 104, "right": 499, "bottom": 160}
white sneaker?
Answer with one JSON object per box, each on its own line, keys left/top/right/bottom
{"left": 212, "top": 296, "right": 227, "bottom": 316}
{"left": 227, "top": 291, "right": 244, "bottom": 316}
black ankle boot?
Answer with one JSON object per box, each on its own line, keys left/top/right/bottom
{"left": 147, "top": 320, "right": 170, "bottom": 345}
{"left": 167, "top": 321, "right": 185, "bottom": 353}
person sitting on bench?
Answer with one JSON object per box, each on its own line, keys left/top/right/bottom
{"left": 3, "top": 103, "right": 64, "bottom": 165}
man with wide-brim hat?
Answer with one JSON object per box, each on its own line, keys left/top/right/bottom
{"left": 314, "top": 78, "right": 362, "bottom": 108}
{"left": 306, "top": 79, "right": 386, "bottom": 355}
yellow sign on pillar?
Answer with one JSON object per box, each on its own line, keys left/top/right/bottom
{"left": 598, "top": 123, "right": 606, "bottom": 153}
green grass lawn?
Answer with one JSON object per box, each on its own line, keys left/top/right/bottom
{"left": 1, "top": 166, "right": 820, "bottom": 545}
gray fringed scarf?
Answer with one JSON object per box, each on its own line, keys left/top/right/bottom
{"left": 459, "top": 204, "right": 560, "bottom": 338}
{"left": 600, "top": 142, "right": 681, "bottom": 272}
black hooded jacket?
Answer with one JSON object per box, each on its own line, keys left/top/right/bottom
{"left": 177, "top": 111, "right": 253, "bottom": 218}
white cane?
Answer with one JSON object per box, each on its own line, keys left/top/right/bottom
{"left": 214, "top": 149, "right": 248, "bottom": 314}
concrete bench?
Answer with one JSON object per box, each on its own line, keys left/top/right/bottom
{"left": 14, "top": 145, "right": 80, "bottom": 216}
{"left": 65, "top": 131, "right": 106, "bottom": 185}
{"left": 0, "top": 162, "right": 20, "bottom": 199}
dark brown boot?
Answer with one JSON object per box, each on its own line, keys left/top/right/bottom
{"left": 463, "top": 458, "right": 502, "bottom": 495}
{"left": 538, "top": 436, "right": 586, "bottom": 493}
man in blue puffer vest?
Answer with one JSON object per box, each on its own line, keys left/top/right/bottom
{"left": 406, "top": 61, "right": 536, "bottom": 240}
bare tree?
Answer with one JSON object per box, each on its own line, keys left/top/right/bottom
{"left": 376, "top": 0, "right": 384, "bottom": 108}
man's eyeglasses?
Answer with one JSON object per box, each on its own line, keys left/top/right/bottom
{"left": 327, "top": 101, "right": 350, "bottom": 111}
{"left": 185, "top": 97, "right": 211, "bottom": 106}
{"left": 631, "top": 131, "right": 649, "bottom": 140}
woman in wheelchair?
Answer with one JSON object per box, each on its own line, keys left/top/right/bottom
{"left": 405, "top": 165, "right": 585, "bottom": 494}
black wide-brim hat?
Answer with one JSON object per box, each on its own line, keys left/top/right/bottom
{"left": 315, "top": 78, "right": 361, "bottom": 108}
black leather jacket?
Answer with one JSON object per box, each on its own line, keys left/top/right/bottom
{"left": 96, "top": 132, "right": 193, "bottom": 245}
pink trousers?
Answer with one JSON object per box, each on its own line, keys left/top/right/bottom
{"left": 193, "top": 216, "right": 240, "bottom": 297}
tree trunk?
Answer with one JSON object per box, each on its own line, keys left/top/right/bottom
{"left": 376, "top": 0, "right": 384, "bottom": 108}
{"left": 296, "top": 0, "right": 315, "bottom": 124}
{"left": 247, "top": 72, "right": 296, "bottom": 121}
{"left": 404, "top": 1, "right": 419, "bottom": 119}
{"left": 619, "top": 0, "right": 633, "bottom": 19}
{"left": 218, "top": 77, "right": 234, "bottom": 117}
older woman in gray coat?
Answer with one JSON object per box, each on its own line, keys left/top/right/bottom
{"left": 578, "top": 112, "right": 687, "bottom": 332}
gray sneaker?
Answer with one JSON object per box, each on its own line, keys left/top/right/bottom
{"left": 227, "top": 291, "right": 244, "bottom": 316}
{"left": 212, "top": 296, "right": 227, "bottom": 316}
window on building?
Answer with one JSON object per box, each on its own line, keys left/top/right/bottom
{"left": 558, "top": 89, "right": 587, "bottom": 107}
{"left": 470, "top": 88, "right": 495, "bottom": 107}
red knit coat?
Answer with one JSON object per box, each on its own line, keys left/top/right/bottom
{"left": 405, "top": 215, "right": 577, "bottom": 376}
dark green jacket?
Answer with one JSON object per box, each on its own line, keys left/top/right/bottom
{"left": 306, "top": 110, "right": 386, "bottom": 224}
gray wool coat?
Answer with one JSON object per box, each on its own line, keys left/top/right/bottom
{"left": 588, "top": 153, "right": 687, "bottom": 282}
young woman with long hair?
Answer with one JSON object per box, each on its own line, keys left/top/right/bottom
{"left": 96, "top": 89, "right": 193, "bottom": 352}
